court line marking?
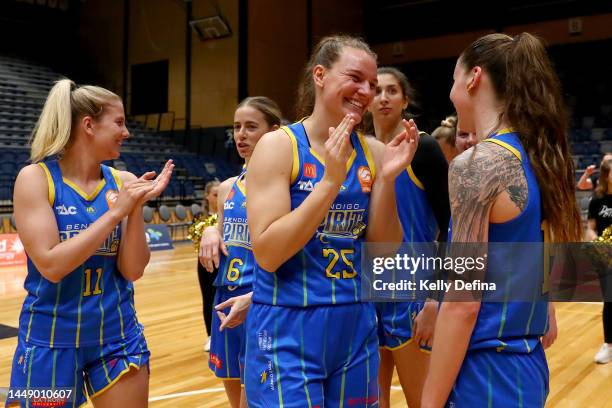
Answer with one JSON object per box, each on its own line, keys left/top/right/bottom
{"left": 148, "top": 385, "right": 404, "bottom": 402}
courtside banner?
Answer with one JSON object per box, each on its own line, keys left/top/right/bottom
{"left": 145, "top": 224, "right": 174, "bottom": 251}
{"left": 361, "top": 242, "right": 612, "bottom": 302}
{"left": 0, "top": 234, "right": 26, "bottom": 267}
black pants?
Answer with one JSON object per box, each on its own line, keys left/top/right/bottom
{"left": 599, "top": 271, "right": 612, "bottom": 343}
{"left": 197, "top": 261, "right": 218, "bottom": 336}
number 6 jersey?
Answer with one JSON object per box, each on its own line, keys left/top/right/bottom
{"left": 18, "top": 161, "right": 140, "bottom": 348}
{"left": 252, "top": 122, "right": 375, "bottom": 307}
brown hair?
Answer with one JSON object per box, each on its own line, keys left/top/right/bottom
{"left": 460, "top": 32, "right": 581, "bottom": 242}
{"left": 237, "top": 96, "right": 282, "bottom": 128}
{"left": 432, "top": 115, "right": 457, "bottom": 146}
{"left": 30, "top": 79, "right": 120, "bottom": 162}
{"left": 377, "top": 66, "right": 419, "bottom": 119}
{"left": 595, "top": 159, "right": 612, "bottom": 198}
{"left": 296, "top": 35, "right": 377, "bottom": 119}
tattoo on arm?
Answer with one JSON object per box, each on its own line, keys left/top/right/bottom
{"left": 449, "top": 142, "right": 527, "bottom": 242}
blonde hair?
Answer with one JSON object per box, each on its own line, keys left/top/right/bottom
{"left": 431, "top": 115, "right": 457, "bottom": 146}
{"left": 30, "top": 79, "right": 121, "bottom": 162}
{"left": 203, "top": 180, "right": 221, "bottom": 216}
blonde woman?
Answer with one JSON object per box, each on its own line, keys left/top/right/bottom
{"left": 7, "top": 79, "right": 173, "bottom": 408}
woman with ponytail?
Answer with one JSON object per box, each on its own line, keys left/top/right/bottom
{"left": 7, "top": 79, "right": 173, "bottom": 407}
{"left": 422, "top": 33, "right": 581, "bottom": 408}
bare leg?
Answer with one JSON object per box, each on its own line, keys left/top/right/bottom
{"left": 392, "top": 341, "right": 430, "bottom": 408}
{"left": 378, "top": 347, "right": 395, "bottom": 408}
{"left": 91, "top": 366, "right": 149, "bottom": 408}
{"left": 223, "top": 379, "right": 242, "bottom": 408}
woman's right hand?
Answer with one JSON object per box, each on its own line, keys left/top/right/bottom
{"left": 322, "top": 114, "right": 355, "bottom": 188}
{"left": 199, "top": 226, "right": 228, "bottom": 272}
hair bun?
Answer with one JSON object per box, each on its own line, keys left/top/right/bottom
{"left": 441, "top": 116, "right": 457, "bottom": 128}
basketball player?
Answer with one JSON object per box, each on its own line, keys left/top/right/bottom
{"left": 242, "top": 35, "right": 419, "bottom": 407}
{"left": 199, "top": 97, "right": 282, "bottom": 408}
{"left": 7, "top": 79, "right": 173, "bottom": 408}
{"left": 421, "top": 33, "right": 582, "bottom": 407}
{"left": 368, "top": 66, "right": 450, "bottom": 408}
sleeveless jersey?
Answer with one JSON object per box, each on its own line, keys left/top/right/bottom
{"left": 451, "top": 130, "right": 548, "bottom": 353}
{"left": 252, "top": 122, "right": 375, "bottom": 307}
{"left": 215, "top": 169, "right": 255, "bottom": 287}
{"left": 396, "top": 165, "right": 437, "bottom": 243}
{"left": 18, "top": 161, "right": 139, "bottom": 348}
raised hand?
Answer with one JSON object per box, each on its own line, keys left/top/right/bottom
{"left": 138, "top": 159, "right": 175, "bottom": 204}
{"left": 199, "top": 226, "right": 228, "bottom": 272}
{"left": 322, "top": 115, "right": 355, "bottom": 188}
{"left": 380, "top": 119, "right": 420, "bottom": 182}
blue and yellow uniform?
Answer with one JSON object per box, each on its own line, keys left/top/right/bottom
{"left": 446, "top": 130, "right": 549, "bottom": 408}
{"left": 209, "top": 169, "right": 254, "bottom": 381}
{"left": 244, "top": 122, "right": 379, "bottom": 407}
{"left": 8, "top": 161, "right": 149, "bottom": 408}
{"left": 376, "top": 161, "right": 438, "bottom": 350}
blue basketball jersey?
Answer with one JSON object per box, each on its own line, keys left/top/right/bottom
{"left": 215, "top": 170, "right": 255, "bottom": 287}
{"left": 252, "top": 122, "right": 375, "bottom": 307}
{"left": 17, "top": 161, "right": 139, "bottom": 348}
{"left": 452, "top": 130, "right": 548, "bottom": 353}
{"left": 395, "top": 166, "right": 437, "bottom": 243}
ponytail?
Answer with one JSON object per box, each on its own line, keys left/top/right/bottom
{"left": 30, "top": 79, "right": 120, "bottom": 163}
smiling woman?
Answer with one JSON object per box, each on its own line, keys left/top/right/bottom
{"left": 240, "top": 35, "right": 420, "bottom": 408}
{"left": 7, "top": 79, "right": 173, "bottom": 408}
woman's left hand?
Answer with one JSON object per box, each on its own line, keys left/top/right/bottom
{"left": 380, "top": 119, "right": 420, "bottom": 182}
{"left": 215, "top": 292, "right": 253, "bottom": 330}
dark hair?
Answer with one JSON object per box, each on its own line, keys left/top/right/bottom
{"left": 237, "top": 96, "right": 282, "bottom": 128}
{"left": 296, "top": 35, "right": 377, "bottom": 119}
{"left": 431, "top": 115, "right": 457, "bottom": 146}
{"left": 376, "top": 66, "right": 420, "bottom": 120}
{"left": 595, "top": 159, "right": 612, "bottom": 198}
{"left": 460, "top": 32, "right": 581, "bottom": 242}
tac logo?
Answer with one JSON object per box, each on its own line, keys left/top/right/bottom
{"left": 105, "top": 190, "right": 118, "bottom": 208}
{"left": 224, "top": 201, "right": 235, "bottom": 210}
{"left": 56, "top": 204, "right": 77, "bottom": 215}
{"left": 357, "top": 166, "right": 373, "bottom": 193}
{"left": 298, "top": 180, "right": 315, "bottom": 192}
{"left": 304, "top": 163, "right": 317, "bottom": 178}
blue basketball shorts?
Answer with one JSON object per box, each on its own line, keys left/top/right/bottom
{"left": 208, "top": 285, "right": 252, "bottom": 381}
{"left": 446, "top": 343, "right": 549, "bottom": 408}
{"left": 244, "top": 302, "right": 379, "bottom": 408}
{"left": 7, "top": 325, "right": 150, "bottom": 408}
{"left": 376, "top": 301, "right": 431, "bottom": 352}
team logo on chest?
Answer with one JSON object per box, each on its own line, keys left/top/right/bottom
{"left": 105, "top": 190, "right": 118, "bottom": 208}
{"left": 357, "top": 166, "right": 373, "bottom": 193}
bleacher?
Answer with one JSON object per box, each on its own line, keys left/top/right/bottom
{"left": 0, "top": 56, "right": 240, "bottom": 220}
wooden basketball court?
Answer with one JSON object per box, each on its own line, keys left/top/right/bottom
{"left": 1, "top": 243, "right": 610, "bottom": 407}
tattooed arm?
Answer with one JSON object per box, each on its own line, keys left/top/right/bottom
{"left": 422, "top": 141, "right": 527, "bottom": 408}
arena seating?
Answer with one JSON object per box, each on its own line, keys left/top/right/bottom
{"left": 0, "top": 55, "right": 240, "bottom": 214}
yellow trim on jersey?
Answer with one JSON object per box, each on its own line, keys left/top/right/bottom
{"left": 407, "top": 165, "right": 425, "bottom": 190}
{"left": 381, "top": 337, "right": 432, "bottom": 353}
{"left": 63, "top": 177, "right": 107, "bottom": 201}
{"left": 88, "top": 362, "right": 143, "bottom": 400}
{"left": 357, "top": 132, "right": 376, "bottom": 180}
{"left": 235, "top": 173, "right": 246, "bottom": 197}
{"left": 309, "top": 146, "right": 326, "bottom": 165}
{"left": 484, "top": 139, "right": 522, "bottom": 162}
{"left": 281, "top": 126, "right": 300, "bottom": 184}
{"left": 38, "top": 162, "right": 55, "bottom": 206}
{"left": 345, "top": 149, "right": 357, "bottom": 172}
{"left": 496, "top": 127, "right": 515, "bottom": 136}
{"left": 109, "top": 166, "right": 123, "bottom": 189}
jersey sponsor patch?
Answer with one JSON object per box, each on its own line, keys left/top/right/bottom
{"left": 304, "top": 163, "right": 317, "bottom": 178}
{"left": 357, "top": 166, "right": 372, "bottom": 193}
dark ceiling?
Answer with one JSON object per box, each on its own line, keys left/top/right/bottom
{"left": 364, "top": 0, "right": 612, "bottom": 44}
